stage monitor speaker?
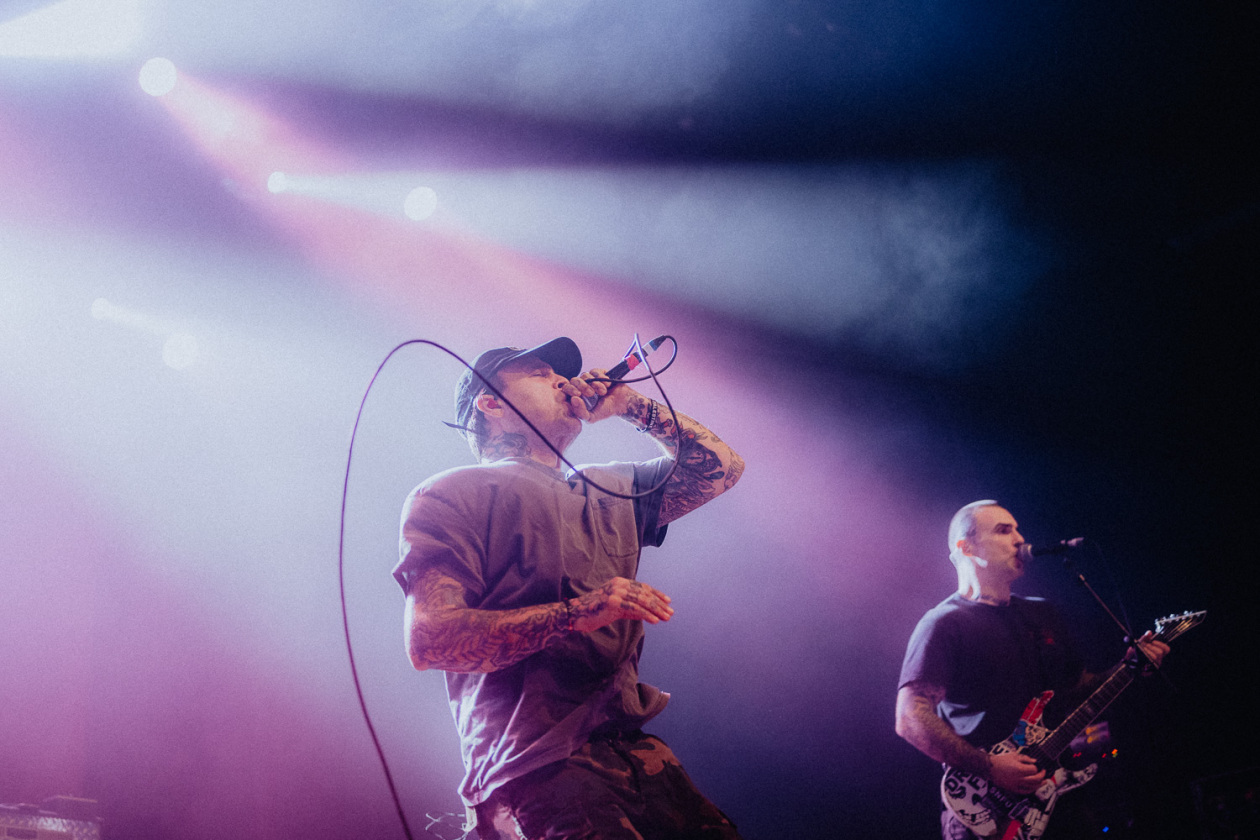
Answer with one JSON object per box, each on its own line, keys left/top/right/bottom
{"left": 0, "top": 803, "right": 100, "bottom": 840}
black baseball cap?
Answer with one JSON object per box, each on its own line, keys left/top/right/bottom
{"left": 450, "top": 337, "right": 584, "bottom": 432}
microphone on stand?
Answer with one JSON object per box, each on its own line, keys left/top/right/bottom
{"left": 1017, "top": 538, "right": 1085, "bottom": 564}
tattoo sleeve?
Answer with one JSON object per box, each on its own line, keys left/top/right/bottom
{"left": 406, "top": 568, "right": 571, "bottom": 673}
{"left": 895, "top": 682, "right": 992, "bottom": 778}
{"left": 622, "top": 395, "right": 745, "bottom": 525}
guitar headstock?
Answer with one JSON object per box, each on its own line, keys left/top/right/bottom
{"left": 1153, "top": 610, "right": 1207, "bottom": 643}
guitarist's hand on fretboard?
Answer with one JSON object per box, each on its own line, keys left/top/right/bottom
{"left": 1129, "top": 630, "right": 1170, "bottom": 673}
{"left": 991, "top": 752, "right": 1045, "bottom": 795}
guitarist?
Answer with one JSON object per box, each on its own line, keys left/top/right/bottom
{"left": 894, "top": 500, "right": 1169, "bottom": 839}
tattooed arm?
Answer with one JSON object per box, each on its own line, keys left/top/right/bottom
{"left": 895, "top": 682, "right": 1046, "bottom": 794}
{"left": 560, "top": 368, "right": 744, "bottom": 526}
{"left": 624, "top": 394, "right": 745, "bottom": 525}
{"left": 406, "top": 567, "right": 676, "bottom": 673}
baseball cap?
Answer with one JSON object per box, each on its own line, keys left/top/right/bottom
{"left": 449, "top": 337, "right": 584, "bottom": 432}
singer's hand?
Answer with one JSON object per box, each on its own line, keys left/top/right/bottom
{"left": 568, "top": 577, "right": 674, "bottom": 632}
{"left": 561, "top": 368, "right": 632, "bottom": 422}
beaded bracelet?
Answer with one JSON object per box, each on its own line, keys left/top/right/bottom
{"left": 638, "top": 400, "right": 657, "bottom": 434}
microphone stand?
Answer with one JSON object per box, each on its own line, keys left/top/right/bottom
{"left": 1062, "top": 556, "right": 1175, "bottom": 689}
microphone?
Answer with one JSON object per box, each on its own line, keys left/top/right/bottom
{"left": 1017, "top": 538, "right": 1085, "bottom": 563}
{"left": 582, "top": 336, "right": 667, "bottom": 411}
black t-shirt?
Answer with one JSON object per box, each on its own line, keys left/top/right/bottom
{"left": 899, "top": 594, "right": 1085, "bottom": 749}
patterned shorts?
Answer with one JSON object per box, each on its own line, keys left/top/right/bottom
{"left": 474, "top": 729, "right": 744, "bottom": 840}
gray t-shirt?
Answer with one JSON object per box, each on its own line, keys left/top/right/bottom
{"left": 393, "top": 456, "right": 672, "bottom": 806}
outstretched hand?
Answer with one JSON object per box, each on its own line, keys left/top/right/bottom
{"left": 568, "top": 577, "right": 674, "bottom": 632}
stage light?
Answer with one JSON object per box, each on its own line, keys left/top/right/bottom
{"left": 91, "top": 296, "right": 144, "bottom": 328}
{"left": 404, "top": 186, "right": 438, "bottom": 221}
{"left": 91, "top": 297, "right": 198, "bottom": 370}
{"left": 153, "top": 79, "right": 338, "bottom": 195}
{"left": 261, "top": 171, "right": 440, "bottom": 221}
{"left": 0, "top": 0, "right": 143, "bottom": 60}
{"left": 162, "top": 333, "right": 198, "bottom": 370}
{"left": 138, "top": 57, "right": 177, "bottom": 96}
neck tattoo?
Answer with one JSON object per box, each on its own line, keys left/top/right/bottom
{"left": 483, "top": 433, "right": 530, "bottom": 462}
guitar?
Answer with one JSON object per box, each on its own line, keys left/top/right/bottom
{"left": 941, "top": 610, "right": 1206, "bottom": 840}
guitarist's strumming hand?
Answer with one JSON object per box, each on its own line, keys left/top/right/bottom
{"left": 990, "top": 751, "right": 1046, "bottom": 795}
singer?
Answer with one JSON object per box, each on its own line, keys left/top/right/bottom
{"left": 894, "top": 501, "right": 1169, "bottom": 839}
{"left": 392, "top": 336, "right": 746, "bottom": 839}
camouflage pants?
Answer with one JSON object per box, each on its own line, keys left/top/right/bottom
{"left": 474, "top": 730, "right": 743, "bottom": 840}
